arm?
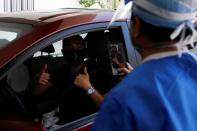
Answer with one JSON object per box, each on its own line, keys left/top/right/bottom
{"left": 86, "top": 86, "right": 104, "bottom": 108}
{"left": 74, "top": 67, "right": 104, "bottom": 108}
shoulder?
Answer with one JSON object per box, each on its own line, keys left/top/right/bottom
{"left": 103, "top": 56, "right": 184, "bottom": 106}
{"left": 108, "top": 54, "right": 197, "bottom": 98}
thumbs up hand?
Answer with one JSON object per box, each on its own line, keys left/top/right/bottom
{"left": 74, "top": 67, "right": 91, "bottom": 90}
{"left": 37, "top": 64, "right": 51, "bottom": 94}
{"left": 41, "top": 64, "right": 48, "bottom": 74}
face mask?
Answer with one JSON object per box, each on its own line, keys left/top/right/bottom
{"left": 63, "top": 49, "right": 87, "bottom": 65}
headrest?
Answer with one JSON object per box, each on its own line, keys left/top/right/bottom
{"left": 41, "top": 45, "right": 55, "bottom": 53}
{"left": 85, "top": 31, "right": 108, "bottom": 58}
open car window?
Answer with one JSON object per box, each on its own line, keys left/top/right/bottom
{"left": 0, "top": 26, "right": 129, "bottom": 130}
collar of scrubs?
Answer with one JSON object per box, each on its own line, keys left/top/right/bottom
{"left": 143, "top": 50, "right": 186, "bottom": 62}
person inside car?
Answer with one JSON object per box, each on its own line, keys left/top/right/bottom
{"left": 33, "top": 35, "right": 93, "bottom": 124}
{"left": 34, "top": 35, "right": 106, "bottom": 125}
{"left": 36, "top": 35, "right": 133, "bottom": 125}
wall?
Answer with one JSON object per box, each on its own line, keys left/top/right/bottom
{"left": 0, "top": 0, "right": 4, "bottom": 13}
{"left": 0, "top": 0, "right": 34, "bottom": 13}
{"left": 0, "top": 0, "right": 82, "bottom": 13}
{"left": 34, "top": 0, "right": 81, "bottom": 10}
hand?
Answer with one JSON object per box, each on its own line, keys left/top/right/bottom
{"left": 37, "top": 64, "right": 51, "bottom": 94}
{"left": 118, "top": 62, "right": 133, "bottom": 75}
{"left": 74, "top": 67, "right": 91, "bottom": 90}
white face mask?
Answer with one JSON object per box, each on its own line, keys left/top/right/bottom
{"left": 108, "top": 0, "right": 133, "bottom": 27}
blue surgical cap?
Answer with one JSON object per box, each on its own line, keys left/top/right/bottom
{"left": 132, "top": 0, "right": 197, "bottom": 28}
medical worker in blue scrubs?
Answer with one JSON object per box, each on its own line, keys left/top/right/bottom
{"left": 91, "top": 0, "right": 197, "bottom": 131}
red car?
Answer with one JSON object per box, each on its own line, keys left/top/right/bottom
{"left": 0, "top": 8, "right": 139, "bottom": 131}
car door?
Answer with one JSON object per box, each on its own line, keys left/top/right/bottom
{"left": 0, "top": 21, "right": 139, "bottom": 131}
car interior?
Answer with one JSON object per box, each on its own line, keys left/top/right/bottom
{"left": 0, "top": 27, "right": 128, "bottom": 130}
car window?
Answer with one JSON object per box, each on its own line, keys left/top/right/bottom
{"left": 32, "top": 27, "right": 127, "bottom": 122}
{"left": 0, "top": 22, "right": 32, "bottom": 49}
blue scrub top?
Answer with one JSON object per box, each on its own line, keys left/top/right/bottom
{"left": 91, "top": 53, "right": 197, "bottom": 131}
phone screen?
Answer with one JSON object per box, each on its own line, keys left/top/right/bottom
{"left": 108, "top": 44, "right": 126, "bottom": 76}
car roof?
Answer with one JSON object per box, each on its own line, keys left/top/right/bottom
{"left": 0, "top": 8, "right": 114, "bottom": 25}
{"left": 0, "top": 8, "right": 125, "bottom": 71}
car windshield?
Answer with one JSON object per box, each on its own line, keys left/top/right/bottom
{"left": 0, "top": 22, "right": 32, "bottom": 49}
